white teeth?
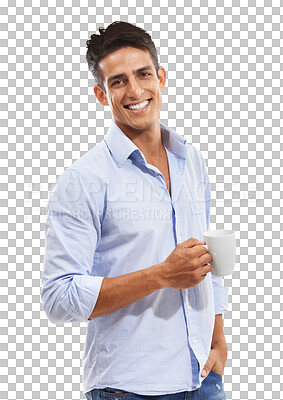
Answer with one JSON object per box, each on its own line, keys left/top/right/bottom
{"left": 127, "top": 100, "right": 149, "bottom": 110}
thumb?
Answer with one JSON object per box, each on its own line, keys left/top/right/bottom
{"left": 201, "top": 357, "right": 214, "bottom": 377}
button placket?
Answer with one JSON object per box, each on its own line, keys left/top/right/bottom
{"left": 174, "top": 203, "right": 183, "bottom": 244}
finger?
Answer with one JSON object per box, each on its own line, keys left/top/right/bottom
{"left": 199, "top": 266, "right": 210, "bottom": 282}
{"left": 193, "top": 244, "right": 211, "bottom": 258}
{"left": 200, "top": 263, "right": 211, "bottom": 276}
{"left": 181, "top": 237, "right": 206, "bottom": 249}
{"left": 199, "top": 251, "right": 212, "bottom": 265}
{"left": 187, "top": 246, "right": 209, "bottom": 261}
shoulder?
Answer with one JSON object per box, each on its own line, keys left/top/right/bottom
{"left": 162, "top": 122, "right": 205, "bottom": 165}
{"left": 186, "top": 142, "right": 203, "bottom": 161}
{"left": 48, "top": 140, "right": 115, "bottom": 211}
{"left": 55, "top": 140, "right": 115, "bottom": 189}
{"left": 186, "top": 143, "right": 208, "bottom": 170}
{"left": 69, "top": 141, "right": 112, "bottom": 181}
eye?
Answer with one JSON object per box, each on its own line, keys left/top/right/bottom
{"left": 140, "top": 72, "right": 151, "bottom": 77}
{"left": 112, "top": 80, "right": 124, "bottom": 87}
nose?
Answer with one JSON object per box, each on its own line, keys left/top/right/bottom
{"left": 127, "top": 77, "right": 144, "bottom": 98}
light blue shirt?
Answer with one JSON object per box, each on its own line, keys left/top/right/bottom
{"left": 42, "top": 120, "right": 228, "bottom": 396}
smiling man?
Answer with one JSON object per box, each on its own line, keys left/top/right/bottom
{"left": 96, "top": 50, "right": 164, "bottom": 135}
{"left": 41, "top": 21, "right": 228, "bottom": 400}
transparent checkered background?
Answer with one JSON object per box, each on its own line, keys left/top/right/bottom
{"left": 1, "top": 0, "right": 282, "bottom": 399}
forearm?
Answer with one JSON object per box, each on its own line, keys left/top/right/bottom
{"left": 211, "top": 314, "right": 227, "bottom": 348}
{"left": 88, "top": 263, "right": 164, "bottom": 319}
{"left": 88, "top": 237, "right": 211, "bottom": 320}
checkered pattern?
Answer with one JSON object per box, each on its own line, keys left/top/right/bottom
{"left": 1, "top": 1, "right": 282, "bottom": 399}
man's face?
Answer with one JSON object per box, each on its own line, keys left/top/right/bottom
{"left": 94, "top": 47, "right": 166, "bottom": 137}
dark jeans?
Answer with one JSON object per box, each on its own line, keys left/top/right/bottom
{"left": 85, "top": 370, "right": 226, "bottom": 400}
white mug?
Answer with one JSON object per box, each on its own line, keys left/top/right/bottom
{"left": 203, "top": 229, "right": 236, "bottom": 276}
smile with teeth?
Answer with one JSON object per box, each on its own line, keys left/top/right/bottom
{"left": 125, "top": 99, "right": 150, "bottom": 110}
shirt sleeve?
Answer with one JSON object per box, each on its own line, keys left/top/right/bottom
{"left": 41, "top": 168, "right": 104, "bottom": 324}
{"left": 201, "top": 152, "right": 229, "bottom": 315}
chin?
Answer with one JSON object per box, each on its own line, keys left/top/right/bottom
{"left": 130, "top": 122, "right": 155, "bottom": 131}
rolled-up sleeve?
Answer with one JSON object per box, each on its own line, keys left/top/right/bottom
{"left": 201, "top": 152, "right": 229, "bottom": 315}
{"left": 41, "top": 168, "right": 104, "bottom": 324}
{"left": 211, "top": 275, "right": 229, "bottom": 314}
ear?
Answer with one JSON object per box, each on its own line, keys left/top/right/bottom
{"left": 158, "top": 66, "right": 166, "bottom": 91}
{"left": 93, "top": 85, "right": 109, "bottom": 106}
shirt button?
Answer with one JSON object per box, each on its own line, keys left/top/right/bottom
{"left": 193, "top": 339, "right": 197, "bottom": 344}
{"left": 188, "top": 306, "right": 191, "bottom": 311}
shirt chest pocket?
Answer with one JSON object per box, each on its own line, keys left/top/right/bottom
{"left": 189, "top": 201, "right": 206, "bottom": 215}
{"left": 187, "top": 200, "right": 208, "bottom": 239}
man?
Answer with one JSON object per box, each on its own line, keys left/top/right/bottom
{"left": 42, "top": 21, "right": 228, "bottom": 400}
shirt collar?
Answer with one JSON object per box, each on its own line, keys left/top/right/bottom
{"left": 104, "top": 119, "right": 187, "bottom": 167}
{"left": 159, "top": 122, "right": 187, "bottom": 159}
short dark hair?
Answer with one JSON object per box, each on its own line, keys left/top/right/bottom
{"left": 86, "top": 21, "right": 159, "bottom": 91}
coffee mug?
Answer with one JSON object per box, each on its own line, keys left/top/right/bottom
{"left": 203, "top": 229, "right": 236, "bottom": 276}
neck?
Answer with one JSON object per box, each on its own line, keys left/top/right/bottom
{"left": 116, "top": 119, "right": 164, "bottom": 161}
{"left": 132, "top": 130, "right": 164, "bottom": 162}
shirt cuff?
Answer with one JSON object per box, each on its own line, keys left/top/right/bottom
{"left": 61, "top": 275, "right": 104, "bottom": 322}
{"left": 213, "top": 284, "right": 229, "bottom": 314}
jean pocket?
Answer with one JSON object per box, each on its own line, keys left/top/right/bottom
{"left": 102, "top": 388, "right": 133, "bottom": 396}
{"left": 210, "top": 369, "right": 223, "bottom": 378}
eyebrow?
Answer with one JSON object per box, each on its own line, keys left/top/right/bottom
{"left": 108, "top": 65, "right": 154, "bottom": 84}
